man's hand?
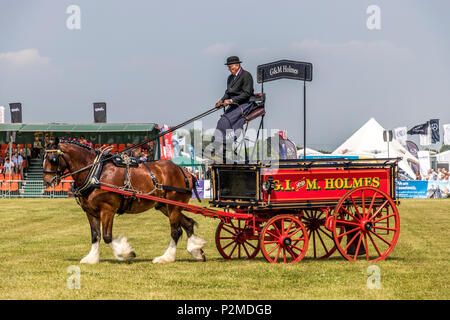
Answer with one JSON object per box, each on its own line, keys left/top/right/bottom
{"left": 223, "top": 99, "right": 233, "bottom": 106}
{"left": 215, "top": 100, "right": 224, "bottom": 108}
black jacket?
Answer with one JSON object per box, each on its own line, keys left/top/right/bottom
{"left": 221, "top": 68, "right": 254, "bottom": 105}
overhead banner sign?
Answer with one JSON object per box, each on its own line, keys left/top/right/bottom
{"left": 93, "top": 102, "right": 107, "bottom": 123}
{"left": 9, "top": 103, "right": 23, "bottom": 123}
{"left": 257, "top": 60, "right": 313, "bottom": 83}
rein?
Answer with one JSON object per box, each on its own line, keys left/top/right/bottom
{"left": 52, "top": 105, "right": 220, "bottom": 180}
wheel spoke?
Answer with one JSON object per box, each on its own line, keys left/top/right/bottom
{"left": 316, "top": 229, "right": 330, "bottom": 255}
{"left": 285, "top": 219, "right": 295, "bottom": 235}
{"left": 286, "top": 246, "right": 299, "bottom": 261}
{"left": 267, "top": 243, "right": 280, "bottom": 255}
{"left": 372, "top": 226, "right": 397, "bottom": 232}
{"left": 367, "top": 192, "right": 378, "bottom": 219}
{"left": 221, "top": 225, "right": 237, "bottom": 236}
{"left": 244, "top": 240, "right": 257, "bottom": 249}
{"left": 287, "top": 226, "right": 303, "bottom": 238}
{"left": 312, "top": 230, "right": 317, "bottom": 258}
{"left": 372, "top": 213, "right": 396, "bottom": 224}
{"left": 353, "top": 233, "right": 363, "bottom": 260}
{"left": 368, "top": 200, "right": 389, "bottom": 222}
{"left": 275, "top": 246, "right": 282, "bottom": 262}
{"left": 344, "top": 230, "right": 361, "bottom": 252}
{"left": 361, "top": 190, "right": 366, "bottom": 218}
{"left": 335, "top": 219, "right": 360, "bottom": 227}
{"left": 367, "top": 232, "right": 382, "bottom": 258}
{"left": 221, "top": 240, "right": 235, "bottom": 250}
{"left": 229, "top": 242, "right": 239, "bottom": 256}
{"left": 350, "top": 194, "right": 363, "bottom": 220}
{"left": 242, "top": 243, "right": 252, "bottom": 258}
{"left": 369, "top": 229, "right": 393, "bottom": 246}
{"left": 340, "top": 205, "right": 360, "bottom": 222}
{"left": 318, "top": 227, "right": 334, "bottom": 240}
{"left": 364, "top": 233, "right": 370, "bottom": 261}
{"left": 337, "top": 226, "right": 360, "bottom": 239}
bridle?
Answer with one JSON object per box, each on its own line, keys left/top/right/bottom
{"left": 43, "top": 148, "right": 68, "bottom": 185}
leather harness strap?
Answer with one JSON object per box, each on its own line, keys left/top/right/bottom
{"left": 142, "top": 161, "right": 192, "bottom": 194}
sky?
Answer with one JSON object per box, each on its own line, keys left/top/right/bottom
{"left": 0, "top": 0, "right": 449, "bottom": 151}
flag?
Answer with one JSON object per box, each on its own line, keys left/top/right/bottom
{"left": 407, "top": 122, "right": 428, "bottom": 135}
{"left": 430, "top": 119, "right": 440, "bottom": 144}
{"left": 0, "top": 106, "right": 4, "bottom": 124}
{"left": 405, "top": 140, "right": 420, "bottom": 175}
{"left": 394, "top": 127, "right": 407, "bottom": 145}
{"left": 9, "top": 103, "right": 22, "bottom": 123}
{"left": 417, "top": 151, "right": 431, "bottom": 179}
{"left": 443, "top": 124, "right": 450, "bottom": 145}
{"left": 93, "top": 102, "right": 107, "bottom": 123}
{"left": 419, "top": 123, "right": 431, "bottom": 146}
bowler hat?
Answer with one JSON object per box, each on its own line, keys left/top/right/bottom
{"left": 225, "top": 56, "right": 242, "bottom": 65}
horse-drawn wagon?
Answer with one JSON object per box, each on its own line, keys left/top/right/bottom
{"left": 210, "top": 158, "right": 400, "bottom": 263}
{"left": 42, "top": 59, "right": 400, "bottom": 264}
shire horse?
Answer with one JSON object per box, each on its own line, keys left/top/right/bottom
{"left": 42, "top": 138, "right": 206, "bottom": 264}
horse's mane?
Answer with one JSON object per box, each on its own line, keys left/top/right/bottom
{"left": 58, "top": 137, "right": 95, "bottom": 152}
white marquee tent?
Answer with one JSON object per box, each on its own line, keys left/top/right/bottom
{"left": 332, "top": 118, "right": 419, "bottom": 179}
{"left": 436, "top": 150, "right": 450, "bottom": 163}
{"left": 297, "top": 147, "right": 324, "bottom": 158}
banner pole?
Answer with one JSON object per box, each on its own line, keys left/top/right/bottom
{"left": 303, "top": 66, "right": 306, "bottom": 160}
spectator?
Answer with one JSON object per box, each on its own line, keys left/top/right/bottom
{"left": 3, "top": 158, "right": 14, "bottom": 175}
{"left": 79, "top": 136, "right": 87, "bottom": 144}
{"left": 32, "top": 136, "right": 43, "bottom": 159}
{"left": 139, "top": 152, "right": 147, "bottom": 162}
{"left": 14, "top": 152, "right": 24, "bottom": 179}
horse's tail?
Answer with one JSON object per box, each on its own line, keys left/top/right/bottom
{"left": 191, "top": 174, "right": 201, "bottom": 203}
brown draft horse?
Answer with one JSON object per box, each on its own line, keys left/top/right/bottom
{"left": 42, "top": 138, "right": 206, "bottom": 264}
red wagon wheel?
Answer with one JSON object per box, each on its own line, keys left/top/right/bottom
{"left": 301, "top": 209, "right": 343, "bottom": 258}
{"left": 259, "top": 215, "right": 309, "bottom": 264}
{"left": 332, "top": 186, "right": 400, "bottom": 262}
{"left": 215, "top": 220, "right": 260, "bottom": 260}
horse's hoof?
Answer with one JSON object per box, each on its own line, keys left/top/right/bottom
{"left": 117, "top": 251, "right": 136, "bottom": 261}
{"left": 80, "top": 256, "right": 99, "bottom": 264}
{"left": 152, "top": 256, "right": 174, "bottom": 264}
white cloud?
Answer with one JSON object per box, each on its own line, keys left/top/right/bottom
{"left": 203, "top": 42, "right": 236, "bottom": 56}
{"left": 0, "top": 49, "right": 50, "bottom": 67}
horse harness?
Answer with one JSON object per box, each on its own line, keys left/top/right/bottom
{"left": 44, "top": 147, "right": 197, "bottom": 214}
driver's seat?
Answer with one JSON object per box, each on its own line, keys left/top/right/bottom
{"left": 235, "top": 93, "right": 266, "bottom": 162}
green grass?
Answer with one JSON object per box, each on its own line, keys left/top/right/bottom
{"left": 0, "top": 198, "right": 449, "bottom": 300}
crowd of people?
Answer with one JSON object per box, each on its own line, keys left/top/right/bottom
{"left": 0, "top": 144, "right": 31, "bottom": 179}
{"left": 416, "top": 168, "right": 450, "bottom": 182}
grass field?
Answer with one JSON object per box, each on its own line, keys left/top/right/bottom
{"left": 0, "top": 198, "right": 449, "bottom": 300}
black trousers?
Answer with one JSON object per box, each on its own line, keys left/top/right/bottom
{"left": 213, "top": 101, "right": 256, "bottom": 144}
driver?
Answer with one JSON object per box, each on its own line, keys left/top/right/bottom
{"left": 213, "top": 56, "right": 255, "bottom": 157}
